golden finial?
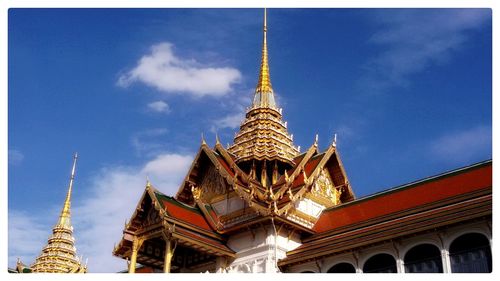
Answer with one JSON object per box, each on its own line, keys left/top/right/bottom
{"left": 215, "top": 132, "right": 221, "bottom": 145}
{"left": 58, "top": 153, "right": 77, "bottom": 227}
{"left": 146, "top": 176, "right": 151, "bottom": 188}
{"left": 201, "top": 133, "right": 206, "bottom": 145}
{"left": 255, "top": 8, "right": 274, "bottom": 102}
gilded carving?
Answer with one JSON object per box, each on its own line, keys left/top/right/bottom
{"left": 191, "top": 186, "right": 202, "bottom": 201}
{"left": 312, "top": 169, "right": 342, "bottom": 205}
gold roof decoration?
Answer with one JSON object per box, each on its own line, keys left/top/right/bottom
{"left": 30, "top": 153, "right": 87, "bottom": 273}
{"left": 229, "top": 9, "right": 300, "bottom": 164}
{"left": 254, "top": 8, "right": 273, "bottom": 104}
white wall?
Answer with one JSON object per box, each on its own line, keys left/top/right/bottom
{"left": 285, "top": 220, "right": 491, "bottom": 273}
{"left": 223, "top": 224, "right": 302, "bottom": 273}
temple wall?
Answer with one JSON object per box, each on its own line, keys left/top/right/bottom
{"left": 284, "top": 219, "right": 491, "bottom": 273}
{"left": 224, "top": 224, "right": 302, "bottom": 273}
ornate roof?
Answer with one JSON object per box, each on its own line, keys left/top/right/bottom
{"left": 113, "top": 183, "right": 235, "bottom": 268}
{"left": 175, "top": 139, "right": 355, "bottom": 232}
{"left": 228, "top": 9, "right": 299, "bottom": 164}
{"left": 278, "top": 160, "right": 492, "bottom": 268}
{"left": 30, "top": 154, "right": 87, "bottom": 273}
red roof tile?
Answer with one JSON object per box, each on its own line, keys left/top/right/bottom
{"left": 313, "top": 162, "right": 492, "bottom": 233}
{"left": 290, "top": 153, "right": 325, "bottom": 188}
{"left": 214, "top": 153, "right": 235, "bottom": 177}
{"left": 155, "top": 192, "right": 213, "bottom": 232}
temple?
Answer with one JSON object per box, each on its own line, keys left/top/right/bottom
{"left": 112, "top": 10, "right": 492, "bottom": 273}
{"left": 11, "top": 154, "right": 87, "bottom": 273}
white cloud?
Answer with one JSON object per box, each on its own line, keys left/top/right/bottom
{"left": 118, "top": 42, "right": 241, "bottom": 97}
{"left": 9, "top": 149, "right": 24, "bottom": 165}
{"left": 362, "top": 9, "right": 490, "bottom": 92}
{"left": 212, "top": 112, "right": 244, "bottom": 132}
{"left": 8, "top": 211, "right": 51, "bottom": 268}
{"left": 71, "top": 152, "right": 193, "bottom": 272}
{"left": 430, "top": 125, "right": 491, "bottom": 163}
{"left": 210, "top": 90, "right": 252, "bottom": 132}
{"left": 130, "top": 128, "right": 168, "bottom": 156}
{"left": 147, "top": 100, "right": 171, "bottom": 113}
{"left": 9, "top": 153, "right": 193, "bottom": 273}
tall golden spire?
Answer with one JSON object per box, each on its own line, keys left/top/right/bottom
{"left": 58, "top": 153, "right": 77, "bottom": 227}
{"left": 255, "top": 8, "right": 273, "bottom": 95}
{"left": 229, "top": 9, "right": 299, "bottom": 165}
{"left": 31, "top": 153, "right": 86, "bottom": 273}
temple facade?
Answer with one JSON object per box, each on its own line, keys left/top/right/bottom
{"left": 112, "top": 10, "right": 492, "bottom": 273}
{"left": 11, "top": 154, "right": 87, "bottom": 273}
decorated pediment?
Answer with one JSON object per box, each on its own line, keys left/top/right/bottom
{"left": 193, "top": 162, "right": 231, "bottom": 203}
{"left": 310, "top": 168, "right": 342, "bottom": 206}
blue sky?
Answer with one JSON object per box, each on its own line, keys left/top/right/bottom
{"left": 8, "top": 8, "right": 491, "bottom": 272}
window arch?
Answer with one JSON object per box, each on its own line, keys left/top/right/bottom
{"left": 449, "top": 233, "right": 491, "bottom": 273}
{"left": 403, "top": 244, "right": 443, "bottom": 273}
{"left": 363, "top": 253, "right": 397, "bottom": 273}
{"left": 327, "top": 262, "right": 356, "bottom": 273}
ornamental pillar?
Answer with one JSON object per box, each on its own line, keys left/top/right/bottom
{"left": 163, "top": 237, "right": 177, "bottom": 273}
{"left": 129, "top": 237, "right": 143, "bottom": 273}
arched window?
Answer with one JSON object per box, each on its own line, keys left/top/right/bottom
{"left": 327, "top": 262, "right": 356, "bottom": 273}
{"left": 404, "top": 244, "right": 443, "bottom": 273}
{"left": 363, "top": 254, "right": 397, "bottom": 273}
{"left": 450, "top": 233, "right": 491, "bottom": 273}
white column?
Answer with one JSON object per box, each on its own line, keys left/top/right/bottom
{"left": 441, "top": 249, "right": 452, "bottom": 273}
{"left": 396, "top": 258, "right": 405, "bottom": 273}
{"left": 353, "top": 251, "right": 362, "bottom": 273}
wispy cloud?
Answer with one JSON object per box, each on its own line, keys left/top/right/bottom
{"left": 147, "top": 100, "right": 171, "bottom": 114}
{"left": 430, "top": 125, "right": 491, "bottom": 164}
{"left": 8, "top": 149, "right": 24, "bottom": 165}
{"left": 72, "top": 153, "right": 193, "bottom": 272}
{"left": 361, "top": 9, "right": 490, "bottom": 93}
{"left": 8, "top": 211, "right": 51, "bottom": 268}
{"left": 118, "top": 42, "right": 241, "bottom": 97}
{"left": 130, "top": 128, "right": 168, "bottom": 156}
{"left": 9, "top": 153, "right": 193, "bottom": 272}
{"left": 210, "top": 89, "right": 251, "bottom": 133}
{"left": 212, "top": 112, "right": 244, "bottom": 132}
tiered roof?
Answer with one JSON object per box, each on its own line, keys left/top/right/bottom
{"left": 175, "top": 139, "right": 355, "bottom": 232}
{"left": 112, "top": 10, "right": 490, "bottom": 273}
{"left": 228, "top": 9, "right": 299, "bottom": 164}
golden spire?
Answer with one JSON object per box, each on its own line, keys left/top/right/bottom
{"left": 31, "top": 153, "right": 86, "bottom": 273}
{"left": 58, "top": 153, "right": 77, "bottom": 227}
{"left": 255, "top": 8, "right": 273, "bottom": 95}
{"left": 229, "top": 8, "right": 299, "bottom": 164}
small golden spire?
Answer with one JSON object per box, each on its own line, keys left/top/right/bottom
{"left": 215, "top": 132, "right": 221, "bottom": 145}
{"left": 31, "top": 153, "right": 86, "bottom": 273}
{"left": 58, "top": 152, "right": 77, "bottom": 227}
{"left": 201, "top": 133, "right": 207, "bottom": 145}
